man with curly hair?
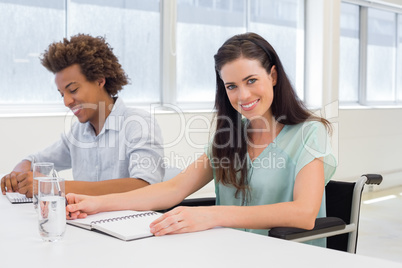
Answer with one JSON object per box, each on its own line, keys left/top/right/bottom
{"left": 1, "top": 34, "right": 164, "bottom": 197}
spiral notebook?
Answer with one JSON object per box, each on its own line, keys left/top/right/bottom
{"left": 5, "top": 192, "right": 33, "bottom": 204}
{"left": 67, "top": 210, "right": 162, "bottom": 241}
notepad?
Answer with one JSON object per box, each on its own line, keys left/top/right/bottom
{"left": 5, "top": 192, "right": 33, "bottom": 204}
{"left": 67, "top": 210, "right": 162, "bottom": 241}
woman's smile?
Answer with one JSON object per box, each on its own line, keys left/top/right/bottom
{"left": 240, "top": 99, "right": 260, "bottom": 111}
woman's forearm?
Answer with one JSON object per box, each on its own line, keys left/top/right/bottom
{"left": 65, "top": 178, "right": 150, "bottom": 196}
{"left": 96, "top": 179, "right": 184, "bottom": 212}
{"left": 213, "top": 202, "right": 318, "bottom": 230}
{"left": 100, "top": 154, "right": 214, "bottom": 212}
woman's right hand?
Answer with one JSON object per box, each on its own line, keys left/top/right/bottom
{"left": 65, "top": 193, "right": 102, "bottom": 219}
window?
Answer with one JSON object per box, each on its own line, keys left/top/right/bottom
{"left": 176, "top": 0, "right": 245, "bottom": 104}
{"left": 339, "top": 3, "right": 359, "bottom": 103}
{"left": 366, "top": 8, "right": 396, "bottom": 102}
{"left": 0, "top": 0, "right": 65, "bottom": 104}
{"left": 67, "top": 0, "right": 161, "bottom": 104}
{"left": 0, "top": 0, "right": 304, "bottom": 111}
{"left": 176, "top": 0, "right": 304, "bottom": 105}
{"left": 339, "top": 1, "right": 402, "bottom": 106}
{"left": 0, "top": 0, "right": 160, "bottom": 108}
{"left": 248, "top": 0, "right": 304, "bottom": 99}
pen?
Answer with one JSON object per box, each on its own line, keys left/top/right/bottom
{"left": 53, "top": 170, "right": 62, "bottom": 196}
{"left": 65, "top": 197, "right": 71, "bottom": 218}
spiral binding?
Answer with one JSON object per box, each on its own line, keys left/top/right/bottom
{"left": 6, "top": 193, "right": 33, "bottom": 204}
{"left": 90, "top": 211, "right": 158, "bottom": 225}
{"left": 14, "top": 197, "right": 32, "bottom": 203}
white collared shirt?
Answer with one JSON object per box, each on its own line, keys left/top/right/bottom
{"left": 25, "top": 98, "right": 164, "bottom": 184}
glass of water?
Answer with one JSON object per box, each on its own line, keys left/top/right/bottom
{"left": 33, "top": 162, "right": 57, "bottom": 211}
{"left": 37, "top": 177, "right": 66, "bottom": 242}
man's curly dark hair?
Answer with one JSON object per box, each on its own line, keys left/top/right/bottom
{"left": 40, "top": 34, "right": 129, "bottom": 96}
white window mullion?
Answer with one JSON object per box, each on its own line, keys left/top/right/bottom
{"left": 245, "top": 0, "right": 250, "bottom": 30}
{"left": 395, "top": 13, "right": 401, "bottom": 104}
{"left": 343, "top": 0, "right": 402, "bottom": 14}
{"left": 161, "top": 0, "right": 177, "bottom": 106}
{"left": 65, "top": 0, "right": 69, "bottom": 37}
{"left": 358, "top": 6, "right": 368, "bottom": 105}
{"left": 305, "top": 0, "right": 339, "bottom": 108}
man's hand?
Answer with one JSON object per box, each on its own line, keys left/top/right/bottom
{"left": 1, "top": 172, "right": 19, "bottom": 194}
{"left": 1, "top": 171, "right": 34, "bottom": 197}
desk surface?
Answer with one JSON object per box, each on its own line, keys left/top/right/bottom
{"left": 1, "top": 194, "right": 401, "bottom": 268}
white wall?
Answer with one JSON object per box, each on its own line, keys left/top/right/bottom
{"left": 0, "top": 111, "right": 214, "bottom": 173}
{"left": 1, "top": 108, "right": 401, "bottom": 191}
{"left": 337, "top": 108, "right": 402, "bottom": 190}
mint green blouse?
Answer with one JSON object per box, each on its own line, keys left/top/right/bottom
{"left": 205, "top": 121, "right": 337, "bottom": 247}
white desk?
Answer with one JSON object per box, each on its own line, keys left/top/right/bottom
{"left": 1, "top": 195, "right": 401, "bottom": 268}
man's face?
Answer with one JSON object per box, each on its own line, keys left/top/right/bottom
{"left": 55, "top": 64, "right": 105, "bottom": 126}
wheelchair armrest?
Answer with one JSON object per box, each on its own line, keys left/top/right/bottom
{"left": 362, "top": 174, "right": 383, "bottom": 185}
{"left": 268, "top": 217, "right": 346, "bottom": 240}
{"left": 157, "top": 197, "right": 216, "bottom": 213}
{"left": 177, "top": 197, "right": 216, "bottom": 207}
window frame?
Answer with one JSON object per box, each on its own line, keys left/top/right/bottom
{"left": 341, "top": 0, "right": 402, "bottom": 107}
{"left": 162, "top": 0, "right": 306, "bottom": 111}
{"left": 0, "top": 0, "right": 306, "bottom": 115}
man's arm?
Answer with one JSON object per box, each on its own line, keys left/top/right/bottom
{"left": 5, "top": 136, "right": 73, "bottom": 197}
{"left": 65, "top": 178, "right": 150, "bottom": 196}
{"left": 12, "top": 160, "right": 32, "bottom": 173}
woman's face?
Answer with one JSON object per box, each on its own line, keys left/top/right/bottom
{"left": 220, "top": 57, "right": 276, "bottom": 122}
{"left": 55, "top": 64, "right": 108, "bottom": 128}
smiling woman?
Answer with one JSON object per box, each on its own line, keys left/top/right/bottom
{"left": 221, "top": 59, "right": 276, "bottom": 120}
{"left": 212, "top": 33, "right": 333, "bottom": 201}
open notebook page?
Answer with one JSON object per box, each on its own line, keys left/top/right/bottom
{"left": 67, "top": 210, "right": 162, "bottom": 241}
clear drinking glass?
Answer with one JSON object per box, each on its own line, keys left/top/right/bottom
{"left": 37, "top": 177, "right": 66, "bottom": 242}
{"left": 33, "top": 162, "right": 58, "bottom": 211}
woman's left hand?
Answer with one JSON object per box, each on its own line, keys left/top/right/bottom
{"left": 149, "top": 206, "right": 217, "bottom": 236}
